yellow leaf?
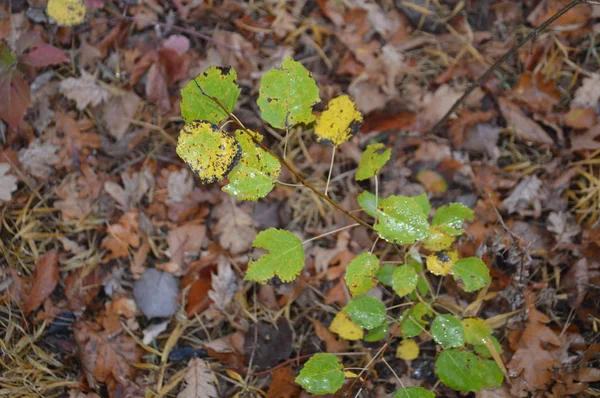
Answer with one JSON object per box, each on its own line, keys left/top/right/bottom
{"left": 344, "top": 370, "right": 360, "bottom": 379}
{"left": 426, "top": 250, "right": 458, "bottom": 276}
{"left": 396, "top": 339, "right": 420, "bottom": 361}
{"left": 314, "top": 95, "right": 363, "bottom": 146}
{"left": 176, "top": 121, "right": 241, "bottom": 184}
{"left": 47, "top": 0, "right": 86, "bottom": 26}
{"left": 329, "top": 310, "right": 364, "bottom": 341}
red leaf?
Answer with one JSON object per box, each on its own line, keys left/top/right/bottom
{"left": 20, "top": 44, "right": 69, "bottom": 68}
{"left": 25, "top": 250, "right": 59, "bottom": 315}
{"left": 0, "top": 68, "right": 31, "bottom": 129}
{"left": 145, "top": 63, "right": 170, "bottom": 111}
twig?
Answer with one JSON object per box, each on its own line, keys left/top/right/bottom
{"left": 428, "top": 0, "right": 588, "bottom": 135}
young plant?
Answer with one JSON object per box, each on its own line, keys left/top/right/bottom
{"left": 176, "top": 57, "right": 503, "bottom": 396}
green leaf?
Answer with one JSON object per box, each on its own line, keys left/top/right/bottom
{"left": 452, "top": 257, "right": 491, "bottom": 292}
{"left": 399, "top": 302, "right": 433, "bottom": 338}
{"left": 0, "top": 44, "right": 17, "bottom": 68}
{"left": 375, "top": 196, "right": 430, "bottom": 244}
{"left": 222, "top": 130, "right": 281, "bottom": 200}
{"left": 180, "top": 66, "right": 241, "bottom": 124}
{"left": 344, "top": 295, "right": 386, "bottom": 330}
{"left": 364, "top": 321, "right": 388, "bottom": 342}
{"left": 391, "top": 265, "right": 418, "bottom": 297}
{"left": 295, "top": 353, "right": 345, "bottom": 395}
{"left": 435, "top": 349, "right": 486, "bottom": 392}
{"left": 345, "top": 253, "right": 379, "bottom": 297}
{"left": 257, "top": 57, "right": 320, "bottom": 129}
{"left": 244, "top": 229, "right": 305, "bottom": 283}
{"left": 377, "top": 264, "right": 396, "bottom": 287}
{"left": 431, "top": 203, "right": 474, "bottom": 236}
{"left": 462, "top": 318, "right": 492, "bottom": 345}
{"left": 479, "top": 359, "right": 504, "bottom": 388}
{"left": 431, "top": 314, "right": 465, "bottom": 348}
{"left": 176, "top": 121, "right": 241, "bottom": 183}
{"left": 315, "top": 95, "right": 363, "bottom": 146}
{"left": 413, "top": 193, "right": 431, "bottom": 217}
{"left": 355, "top": 143, "right": 391, "bottom": 181}
{"left": 422, "top": 225, "right": 455, "bottom": 251}
{"left": 357, "top": 191, "right": 378, "bottom": 218}
{"left": 393, "top": 387, "right": 435, "bottom": 398}
{"left": 473, "top": 336, "right": 503, "bottom": 358}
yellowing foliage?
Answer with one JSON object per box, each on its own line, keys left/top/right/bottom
{"left": 426, "top": 250, "right": 458, "bottom": 276}
{"left": 314, "top": 95, "right": 363, "bottom": 146}
{"left": 396, "top": 339, "right": 420, "bottom": 360}
{"left": 329, "top": 310, "right": 364, "bottom": 340}
{"left": 47, "top": 0, "right": 86, "bottom": 26}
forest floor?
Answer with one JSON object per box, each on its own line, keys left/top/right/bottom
{"left": 1, "top": 0, "right": 600, "bottom": 397}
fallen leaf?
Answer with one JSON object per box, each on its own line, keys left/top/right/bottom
{"left": 0, "top": 66, "right": 31, "bottom": 129}
{"left": 101, "top": 210, "right": 140, "bottom": 261}
{"left": 502, "top": 175, "right": 542, "bottom": 214}
{"left": 133, "top": 268, "right": 179, "bottom": 319}
{"left": 73, "top": 320, "right": 142, "bottom": 391}
{"left": 101, "top": 90, "right": 141, "bottom": 140}
{"left": 309, "top": 317, "right": 350, "bottom": 353}
{"left": 414, "top": 84, "right": 464, "bottom": 132}
{"left": 207, "top": 257, "right": 238, "bottom": 312}
{"left": 571, "top": 73, "right": 600, "bottom": 108}
{"left": 507, "top": 293, "right": 562, "bottom": 391}
{"left": 527, "top": 0, "right": 590, "bottom": 31}
{"left": 0, "top": 163, "right": 17, "bottom": 202}
{"left": 20, "top": 44, "right": 69, "bottom": 67}
{"left": 562, "top": 258, "right": 589, "bottom": 308}
{"left": 177, "top": 358, "right": 218, "bottom": 398}
{"left": 185, "top": 274, "right": 213, "bottom": 318}
{"left": 564, "top": 107, "right": 597, "bottom": 130}
{"left": 25, "top": 251, "right": 59, "bottom": 315}
{"left": 213, "top": 197, "right": 257, "bottom": 255}
{"left": 512, "top": 72, "right": 561, "bottom": 114}
{"left": 167, "top": 168, "right": 194, "bottom": 202}
{"left": 47, "top": 0, "right": 86, "bottom": 26}
{"left": 142, "top": 320, "right": 169, "bottom": 345}
{"left": 267, "top": 366, "right": 303, "bottom": 398}
{"left": 165, "top": 222, "right": 207, "bottom": 274}
{"left": 570, "top": 124, "right": 600, "bottom": 151}
{"left": 498, "top": 97, "right": 553, "bottom": 145}
{"left": 59, "top": 70, "right": 110, "bottom": 111}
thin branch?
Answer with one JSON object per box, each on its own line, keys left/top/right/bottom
{"left": 428, "top": 0, "right": 587, "bottom": 135}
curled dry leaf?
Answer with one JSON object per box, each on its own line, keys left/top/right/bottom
{"left": 25, "top": 250, "right": 59, "bottom": 315}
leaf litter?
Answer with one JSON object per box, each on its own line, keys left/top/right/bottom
{"left": 2, "top": 0, "right": 600, "bottom": 397}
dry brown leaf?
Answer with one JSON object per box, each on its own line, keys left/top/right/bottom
{"left": 101, "top": 210, "right": 140, "bottom": 261}
{"left": 165, "top": 222, "right": 207, "bottom": 274}
{"left": 18, "top": 139, "right": 60, "bottom": 179}
{"left": 502, "top": 175, "right": 542, "bottom": 214}
{"left": 266, "top": 366, "right": 302, "bottom": 398}
{"left": 167, "top": 168, "right": 194, "bottom": 202}
{"left": 25, "top": 250, "right": 59, "bottom": 315}
{"left": 213, "top": 197, "right": 257, "bottom": 255}
{"left": 572, "top": 73, "right": 600, "bottom": 108}
{"left": 507, "top": 294, "right": 562, "bottom": 392}
{"left": 562, "top": 258, "right": 589, "bottom": 308}
{"left": 207, "top": 256, "right": 238, "bottom": 312}
{"left": 177, "top": 358, "right": 218, "bottom": 398}
{"left": 59, "top": 70, "right": 110, "bottom": 111}
{"left": 104, "top": 167, "right": 154, "bottom": 209}
{"left": 414, "top": 84, "right": 464, "bottom": 132}
{"left": 570, "top": 124, "right": 600, "bottom": 152}
{"left": 0, "top": 163, "right": 17, "bottom": 202}
{"left": 309, "top": 317, "right": 349, "bottom": 353}
{"left": 498, "top": 98, "right": 553, "bottom": 145}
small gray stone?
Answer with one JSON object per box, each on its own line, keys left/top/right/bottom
{"left": 133, "top": 268, "right": 179, "bottom": 319}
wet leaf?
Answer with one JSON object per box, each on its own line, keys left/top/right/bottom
{"left": 399, "top": 302, "right": 433, "bottom": 338}
{"left": 462, "top": 317, "right": 492, "bottom": 345}
{"left": 364, "top": 321, "right": 388, "bottom": 342}
{"left": 425, "top": 251, "right": 457, "bottom": 276}
{"left": 375, "top": 195, "right": 430, "bottom": 244}
{"left": 357, "top": 190, "right": 378, "bottom": 218}
{"left": 25, "top": 251, "right": 59, "bottom": 315}
{"left": 344, "top": 252, "right": 379, "bottom": 297}
{"left": 431, "top": 203, "right": 474, "bottom": 236}
{"left": 435, "top": 349, "right": 502, "bottom": 392}
{"left": 315, "top": 95, "right": 363, "bottom": 146}
{"left": 245, "top": 228, "right": 305, "bottom": 283}
{"left": 396, "top": 339, "right": 420, "bottom": 361}
{"left": 176, "top": 121, "right": 241, "bottom": 184}
{"left": 47, "top": 0, "right": 86, "bottom": 26}
{"left": 344, "top": 295, "right": 386, "bottom": 330}
{"left": 223, "top": 130, "right": 280, "bottom": 200}
{"left": 329, "top": 310, "right": 364, "bottom": 341}
{"left": 377, "top": 264, "right": 396, "bottom": 287}
{"left": 422, "top": 225, "right": 455, "bottom": 251}
{"left": 355, "top": 143, "right": 391, "bottom": 181}
{"left": 295, "top": 353, "right": 344, "bottom": 395}
{"left": 431, "top": 314, "right": 465, "bottom": 348}
{"left": 257, "top": 57, "right": 320, "bottom": 129}
{"left": 180, "top": 66, "right": 241, "bottom": 124}
{"left": 413, "top": 193, "right": 431, "bottom": 217}
{"left": 394, "top": 387, "right": 435, "bottom": 398}
{"left": 452, "top": 257, "right": 490, "bottom": 292}
{"left": 473, "top": 335, "right": 502, "bottom": 358}
{"left": 391, "top": 265, "right": 418, "bottom": 297}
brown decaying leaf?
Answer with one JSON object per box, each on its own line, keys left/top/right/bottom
{"left": 177, "top": 358, "right": 218, "bottom": 398}
{"left": 18, "top": 139, "right": 60, "bottom": 179}
{"left": 165, "top": 222, "right": 207, "bottom": 274}
{"left": 267, "top": 366, "right": 303, "bottom": 398}
{"left": 25, "top": 251, "right": 59, "bottom": 315}
{"left": 511, "top": 72, "right": 561, "bottom": 114}
{"left": 213, "top": 197, "right": 257, "bottom": 255}
{"left": 498, "top": 97, "right": 553, "bottom": 145}
{"left": 59, "top": 70, "right": 110, "bottom": 111}
{"left": 185, "top": 273, "right": 213, "bottom": 318}
{"left": 0, "top": 163, "right": 17, "bottom": 202}
{"left": 101, "top": 210, "right": 140, "bottom": 261}
{"left": 0, "top": 68, "right": 31, "bottom": 129}
{"left": 309, "top": 317, "right": 349, "bottom": 353}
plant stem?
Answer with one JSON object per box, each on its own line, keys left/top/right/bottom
{"left": 429, "top": 0, "right": 586, "bottom": 135}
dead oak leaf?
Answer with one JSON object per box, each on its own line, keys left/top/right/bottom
{"left": 59, "top": 70, "right": 110, "bottom": 111}
{"left": 213, "top": 197, "right": 256, "bottom": 255}
{"left": 18, "top": 139, "right": 60, "bottom": 179}
{"left": 164, "top": 222, "right": 206, "bottom": 275}
{"left": 207, "top": 256, "right": 238, "bottom": 312}
{"left": 101, "top": 210, "right": 140, "bottom": 262}
{"left": 73, "top": 320, "right": 142, "bottom": 390}
{"left": 177, "top": 358, "right": 217, "bottom": 398}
